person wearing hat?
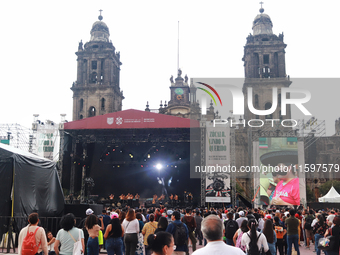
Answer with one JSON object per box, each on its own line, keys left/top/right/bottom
{"left": 236, "top": 211, "right": 247, "bottom": 228}
{"left": 77, "top": 208, "right": 95, "bottom": 255}
{"left": 260, "top": 151, "right": 300, "bottom": 206}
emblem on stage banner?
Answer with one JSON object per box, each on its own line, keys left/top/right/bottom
{"left": 107, "top": 117, "right": 114, "bottom": 125}
{"left": 116, "top": 117, "right": 123, "bottom": 125}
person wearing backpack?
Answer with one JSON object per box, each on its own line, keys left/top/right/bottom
{"left": 241, "top": 219, "right": 270, "bottom": 255}
{"left": 166, "top": 211, "right": 189, "bottom": 255}
{"left": 303, "top": 210, "right": 315, "bottom": 249}
{"left": 18, "top": 212, "right": 48, "bottom": 255}
{"left": 274, "top": 216, "right": 286, "bottom": 255}
{"left": 224, "top": 212, "right": 238, "bottom": 246}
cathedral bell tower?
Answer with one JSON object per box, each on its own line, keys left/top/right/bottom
{"left": 158, "top": 69, "right": 191, "bottom": 118}
{"left": 71, "top": 11, "right": 124, "bottom": 121}
{"left": 242, "top": 5, "right": 292, "bottom": 121}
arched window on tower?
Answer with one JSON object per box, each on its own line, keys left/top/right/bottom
{"left": 90, "top": 72, "right": 97, "bottom": 83}
{"left": 89, "top": 106, "right": 96, "bottom": 117}
{"left": 274, "top": 52, "right": 279, "bottom": 77}
{"left": 101, "top": 98, "right": 105, "bottom": 110}
{"left": 254, "top": 53, "right": 260, "bottom": 78}
{"left": 255, "top": 94, "right": 259, "bottom": 107}
{"left": 79, "top": 99, "right": 84, "bottom": 111}
{"left": 265, "top": 102, "right": 273, "bottom": 119}
{"left": 79, "top": 114, "right": 83, "bottom": 120}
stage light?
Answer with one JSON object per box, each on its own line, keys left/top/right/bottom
{"left": 156, "top": 163, "right": 162, "bottom": 170}
{"left": 141, "top": 165, "right": 143, "bottom": 167}
{"left": 112, "top": 149, "right": 115, "bottom": 152}
{"left": 147, "top": 154, "right": 150, "bottom": 158}
{"left": 175, "top": 165, "right": 177, "bottom": 168}
{"left": 129, "top": 154, "right": 133, "bottom": 158}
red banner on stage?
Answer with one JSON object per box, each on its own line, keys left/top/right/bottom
{"left": 64, "top": 109, "right": 200, "bottom": 130}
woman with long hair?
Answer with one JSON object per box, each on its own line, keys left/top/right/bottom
{"left": 274, "top": 216, "right": 286, "bottom": 255}
{"left": 54, "top": 213, "right": 85, "bottom": 255}
{"left": 241, "top": 219, "right": 269, "bottom": 255}
{"left": 85, "top": 214, "right": 104, "bottom": 255}
{"left": 122, "top": 209, "right": 140, "bottom": 255}
{"left": 146, "top": 232, "right": 174, "bottom": 255}
{"left": 155, "top": 217, "right": 168, "bottom": 234}
{"left": 324, "top": 216, "right": 340, "bottom": 255}
{"left": 313, "top": 214, "right": 328, "bottom": 255}
{"left": 104, "top": 217, "right": 124, "bottom": 255}
{"left": 262, "top": 219, "right": 277, "bottom": 255}
{"left": 233, "top": 219, "right": 248, "bottom": 252}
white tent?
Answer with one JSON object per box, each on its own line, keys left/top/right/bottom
{"left": 318, "top": 186, "right": 340, "bottom": 202}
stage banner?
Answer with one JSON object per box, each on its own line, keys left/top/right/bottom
{"left": 35, "top": 123, "right": 60, "bottom": 161}
{"left": 258, "top": 137, "right": 306, "bottom": 206}
{"left": 205, "top": 121, "right": 231, "bottom": 203}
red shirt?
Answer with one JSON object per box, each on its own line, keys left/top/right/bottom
{"left": 273, "top": 178, "right": 300, "bottom": 205}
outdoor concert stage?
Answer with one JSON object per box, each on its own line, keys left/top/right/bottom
{"left": 61, "top": 109, "right": 201, "bottom": 204}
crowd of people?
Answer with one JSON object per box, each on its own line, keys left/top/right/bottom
{"left": 17, "top": 205, "right": 340, "bottom": 255}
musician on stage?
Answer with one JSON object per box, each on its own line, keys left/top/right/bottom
{"left": 188, "top": 192, "right": 193, "bottom": 205}
{"left": 134, "top": 193, "right": 140, "bottom": 206}
{"left": 169, "top": 194, "right": 174, "bottom": 206}
{"left": 152, "top": 194, "right": 158, "bottom": 204}
{"left": 119, "top": 194, "right": 125, "bottom": 205}
{"left": 174, "top": 194, "right": 178, "bottom": 206}
{"left": 127, "top": 193, "right": 133, "bottom": 206}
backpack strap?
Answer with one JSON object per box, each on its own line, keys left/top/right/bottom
{"left": 30, "top": 226, "right": 41, "bottom": 248}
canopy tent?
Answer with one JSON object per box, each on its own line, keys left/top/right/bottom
{"left": 318, "top": 186, "right": 340, "bottom": 203}
{"left": 0, "top": 143, "right": 64, "bottom": 217}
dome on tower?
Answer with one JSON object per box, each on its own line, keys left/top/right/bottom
{"left": 90, "top": 19, "right": 110, "bottom": 42}
{"left": 252, "top": 11, "right": 273, "bottom": 36}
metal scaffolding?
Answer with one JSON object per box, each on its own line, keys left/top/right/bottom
{"left": 0, "top": 124, "right": 32, "bottom": 151}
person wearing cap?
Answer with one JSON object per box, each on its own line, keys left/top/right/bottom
{"left": 78, "top": 208, "right": 95, "bottom": 255}
{"left": 236, "top": 211, "right": 247, "bottom": 228}
{"left": 260, "top": 151, "right": 300, "bottom": 206}
{"left": 192, "top": 215, "right": 244, "bottom": 255}
{"left": 104, "top": 214, "right": 124, "bottom": 255}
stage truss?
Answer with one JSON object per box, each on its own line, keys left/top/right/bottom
{"left": 0, "top": 124, "right": 32, "bottom": 151}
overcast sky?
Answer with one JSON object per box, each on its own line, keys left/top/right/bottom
{"left": 0, "top": 0, "right": 339, "bottom": 135}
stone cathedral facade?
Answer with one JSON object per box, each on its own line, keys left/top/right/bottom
{"left": 71, "top": 13, "right": 124, "bottom": 121}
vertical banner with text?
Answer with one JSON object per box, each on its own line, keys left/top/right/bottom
{"left": 205, "top": 122, "right": 231, "bottom": 203}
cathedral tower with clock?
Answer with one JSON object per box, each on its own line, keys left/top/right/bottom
{"left": 71, "top": 12, "right": 124, "bottom": 121}
{"left": 158, "top": 69, "right": 191, "bottom": 118}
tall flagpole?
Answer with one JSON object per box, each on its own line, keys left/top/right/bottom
{"left": 177, "top": 21, "right": 179, "bottom": 71}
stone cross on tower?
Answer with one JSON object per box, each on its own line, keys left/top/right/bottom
{"left": 98, "top": 9, "right": 103, "bottom": 20}
{"left": 259, "top": 2, "right": 264, "bottom": 13}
